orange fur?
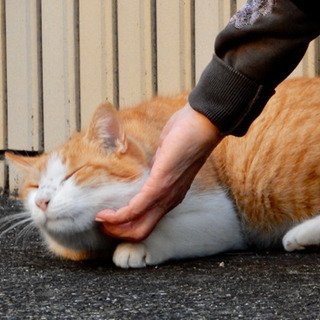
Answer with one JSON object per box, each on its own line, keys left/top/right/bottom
{"left": 118, "top": 78, "right": 320, "bottom": 234}
{"left": 214, "top": 78, "right": 320, "bottom": 235}
{"left": 48, "top": 240, "right": 91, "bottom": 261}
{"left": 7, "top": 77, "right": 320, "bottom": 259}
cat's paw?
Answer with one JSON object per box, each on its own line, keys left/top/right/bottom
{"left": 113, "top": 242, "right": 150, "bottom": 268}
{"left": 283, "top": 221, "right": 320, "bottom": 252}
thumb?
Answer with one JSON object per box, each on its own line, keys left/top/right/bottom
{"left": 95, "top": 209, "right": 117, "bottom": 223}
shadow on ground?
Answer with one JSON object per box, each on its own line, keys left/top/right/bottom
{"left": 0, "top": 195, "right": 319, "bottom": 320}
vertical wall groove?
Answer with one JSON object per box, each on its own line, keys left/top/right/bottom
{"left": 0, "top": 0, "right": 8, "bottom": 193}
{"left": 0, "top": 0, "right": 7, "bottom": 149}
{"left": 151, "top": 0, "right": 157, "bottom": 95}
{"left": 73, "top": 0, "right": 81, "bottom": 131}
{"left": 190, "top": 0, "right": 195, "bottom": 88}
{"left": 113, "top": 0, "right": 119, "bottom": 108}
{"left": 36, "top": 0, "right": 44, "bottom": 152}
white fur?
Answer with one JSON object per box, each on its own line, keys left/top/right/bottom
{"left": 27, "top": 153, "right": 67, "bottom": 228}
{"left": 113, "top": 187, "right": 247, "bottom": 268}
{"left": 27, "top": 153, "right": 148, "bottom": 250}
{"left": 283, "top": 215, "right": 320, "bottom": 251}
{"left": 24, "top": 152, "right": 320, "bottom": 268}
{"left": 27, "top": 154, "right": 247, "bottom": 268}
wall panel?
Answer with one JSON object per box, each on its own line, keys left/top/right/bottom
{"left": 117, "top": 0, "right": 154, "bottom": 108}
{"left": 79, "top": 0, "right": 117, "bottom": 129}
{"left": 6, "top": 0, "right": 41, "bottom": 151}
{"left": 0, "top": 0, "right": 319, "bottom": 194}
{"left": 156, "top": 0, "right": 193, "bottom": 95}
{"left": 6, "top": 1, "right": 42, "bottom": 193}
{"left": 0, "top": 0, "right": 6, "bottom": 151}
{"left": 195, "top": 0, "right": 219, "bottom": 82}
{"left": 41, "top": 0, "right": 79, "bottom": 152}
{"left": 236, "top": 0, "right": 246, "bottom": 10}
{"left": 0, "top": 0, "right": 5, "bottom": 193}
{"left": 290, "top": 40, "right": 318, "bottom": 78}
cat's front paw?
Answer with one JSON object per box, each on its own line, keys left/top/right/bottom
{"left": 113, "top": 242, "right": 150, "bottom": 268}
{"left": 283, "top": 230, "right": 306, "bottom": 252}
{"left": 283, "top": 221, "right": 320, "bottom": 252}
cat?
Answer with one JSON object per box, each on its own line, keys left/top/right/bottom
{"left": 4, "top": 77, "right": 320, "bottom": 268}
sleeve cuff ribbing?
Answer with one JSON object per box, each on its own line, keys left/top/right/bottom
{"left": 188, "top": 55, "right": 275, "bottom": 136}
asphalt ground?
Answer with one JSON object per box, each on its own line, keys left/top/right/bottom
{"left": 0, "top": 195, "right": 320, "bottom": 320}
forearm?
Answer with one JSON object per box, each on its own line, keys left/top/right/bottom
{"left": 189, "top": 0, "right": 320, "bottom": 136}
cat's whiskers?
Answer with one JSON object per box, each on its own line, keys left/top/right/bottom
{"left": 15, "top": 222, "right": 37, "bottom": 247}
{"left": 0, "top": 211, "right": 30, "bottom": 223}
{"left": 0, "top": 216, "right": 33, "bottom": 239}
{"left": 0, "top": 212, "right": 30, "bottom": 232}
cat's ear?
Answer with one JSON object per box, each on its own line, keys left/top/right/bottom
{"left": 86, "top": 102, "right": 127, "bottom": 154}
{"left": 5, "top": 152, "right": 37, "bottom": 171}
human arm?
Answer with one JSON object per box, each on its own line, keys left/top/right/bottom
{"left": 190, "top": 0, "right": 320, "bottom": 136}
{"left": 96, "top": 103, "right": 223, "bottom": 241}
{"left": 96, "top": 0, "right": 320, "bottom": 240}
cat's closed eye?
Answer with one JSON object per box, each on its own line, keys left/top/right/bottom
{"left": 63, "top": 165, "right": 86, "bottom": 182}
{"left": 27, "top": 184, "right": 39, "bottom": 189}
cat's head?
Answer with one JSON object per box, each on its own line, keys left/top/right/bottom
{"left": 6, "top": 102, "right": 148, "bottom": 261}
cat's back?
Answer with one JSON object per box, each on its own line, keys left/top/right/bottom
{"left": 214, "top": 78, "right": 320, "bottom": 237}
{"left": 119, "top": 93, "right": 188, "bottom": 161}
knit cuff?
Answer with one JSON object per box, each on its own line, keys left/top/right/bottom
{"left": 188, "top": 55, "right": 275, "bottom": 136}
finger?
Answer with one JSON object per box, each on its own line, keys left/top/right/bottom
{"left": 100, "top": 207, "right": 165, "bottom": 241}
{"left": 95, "top": 209, "right": 117, "bottom": 222}
{"left": 99, "top": 221, "right": 133, "bottom": 239}
{"left": 95, "top": 171, "right": 168, "bottom": 225}
{"left": 95, "top": 192, "right": 157, "bottom": 225}
{"left": 95, "top": 206, "right": 134, "bottom": 224}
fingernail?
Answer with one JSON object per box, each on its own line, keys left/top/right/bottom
{"left": 95, "top": 209, "right": 116, "bottom": 222}
{"left": 95, "top": 211, "right": 109, "bottom": 222}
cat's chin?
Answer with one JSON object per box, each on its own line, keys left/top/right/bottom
{"left": 46, "top": 239, "right": 116, "bottom": 261}
{"left": 42, "top": 225, "right": 119, "bottom": 260}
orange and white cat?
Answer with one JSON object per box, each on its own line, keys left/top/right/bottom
{"left": 5, "top": 77, "right": 320, "bottom": 268}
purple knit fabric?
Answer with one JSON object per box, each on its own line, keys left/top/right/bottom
{"left": 230, "top": 0, "right": 275, "bottom": 29}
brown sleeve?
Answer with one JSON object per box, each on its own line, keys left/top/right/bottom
{"left": 189, "top": 0, "right": 320, "bottom": 136}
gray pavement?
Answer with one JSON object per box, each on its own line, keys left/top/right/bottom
{"left": 0, "top": 195, "right": 320, "bottom": 320}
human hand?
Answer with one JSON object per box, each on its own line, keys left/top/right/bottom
{"left": 95, "top": 103, "right": 223, "bottom": 241}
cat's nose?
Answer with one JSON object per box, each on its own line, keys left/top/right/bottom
{"left": 36, "top": 199, "right": 50, "bottom": 211}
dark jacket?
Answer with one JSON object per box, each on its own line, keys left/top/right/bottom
{"left": 189, "top": 0, "right": 320, "bottom": 136}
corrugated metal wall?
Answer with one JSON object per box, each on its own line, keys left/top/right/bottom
{"left": 0, "top": 0, "right": 319, "bottom": 195}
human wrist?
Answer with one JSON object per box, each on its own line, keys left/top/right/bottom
{"left": 185, "top": 102, "right": 224, "bottom": 146}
